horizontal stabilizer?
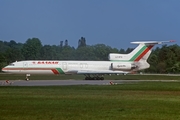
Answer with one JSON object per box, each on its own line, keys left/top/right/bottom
{"left": 131, "top": 40, "right": 175, "bottom": 44}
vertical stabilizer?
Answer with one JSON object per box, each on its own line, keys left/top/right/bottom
{"left": 108, "top": 40, "right": 175, "bottom": 62}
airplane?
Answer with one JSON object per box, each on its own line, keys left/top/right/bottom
{"left": 2, "top": 40, "right": 174, "bottom": 80}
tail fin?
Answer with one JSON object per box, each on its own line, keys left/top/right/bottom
{"left": 109, "top": 40, "right": 175, "bottom": 62}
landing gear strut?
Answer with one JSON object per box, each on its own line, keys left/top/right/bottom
{"left": 84, "top": 74, "right": 104, "bottom": 80}
{"left": 25, "top": 74, "right": 30, "bottom": 81}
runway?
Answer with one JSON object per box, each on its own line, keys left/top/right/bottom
{"left": 0, "top": 79, "right": 178, "bottom": 86}
{"left": 1, "top": 80, "right": 118, "bottom": 86}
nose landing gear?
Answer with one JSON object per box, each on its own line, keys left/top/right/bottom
{"left": 25, "top": 74, "right": 30, "bottom": 81}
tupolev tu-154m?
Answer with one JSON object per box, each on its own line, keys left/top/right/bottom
{"left": 2, "top": 40, "right": 174, "bottom": 80}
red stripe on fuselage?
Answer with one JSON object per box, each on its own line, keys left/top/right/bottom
{"left": 2, "top": 68, "right": 53, "bottom": 70}
{"left": 51, "top": 69, "right": 59, "bottom": 74}
{"left": 134, "top": 45, "right": 154, "bottom": 61}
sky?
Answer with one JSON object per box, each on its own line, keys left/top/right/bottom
{"left": 0, "top": 0, "right": 179, "bottom": 49}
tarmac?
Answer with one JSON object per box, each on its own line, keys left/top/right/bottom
{"left": 0, "top": 79, "right": 178, "bottom": 86}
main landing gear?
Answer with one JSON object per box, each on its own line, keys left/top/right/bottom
{"left": 84, "top": 74, "right": 104, "bottom": 80}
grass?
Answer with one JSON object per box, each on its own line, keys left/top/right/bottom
{"left": 1, "top": 73, "right": 180, "bottom": 80}
{"left": 1, "top": 82, "right": 180, "bottom": 120}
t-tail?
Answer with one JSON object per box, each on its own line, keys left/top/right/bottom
{"left": 109, "top": 40, "right": 175, "bottom": 62}
{"left": 109, "top": 40, "right": 175, "bottom": 70}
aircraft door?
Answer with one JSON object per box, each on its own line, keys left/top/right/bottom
{"left": 23, "top": 62, "right": 28, "bottom": 72}
{"left": 62, "top": 62, "right": 67, "bottom": 70}
{"left": 23, "top": 62, "right": 28, "bottom": 67}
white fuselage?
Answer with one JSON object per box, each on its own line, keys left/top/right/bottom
{"left": 2, "top": 60, "right": 139, "bottom": 75}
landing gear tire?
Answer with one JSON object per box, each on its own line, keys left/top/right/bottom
{"left": 85, "top": 76, "right": 104, "bottom": 80}
{"left": 85, "top": 77, "right": 91, "bottom": 80}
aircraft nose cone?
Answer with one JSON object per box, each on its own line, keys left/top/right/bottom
{"left": 2, "top": 67, "right": 7, "bottom": 72}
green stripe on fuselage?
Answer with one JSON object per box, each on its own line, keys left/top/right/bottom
{"left": 56, "top": 68, "right": 65, "bottom": 74}
{"left": 129, "top": 45, "right": 147, "bottom": 61}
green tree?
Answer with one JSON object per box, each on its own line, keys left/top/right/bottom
{"left": 0, "top": 52, "right": 6, "bottom": 72}
{"left": 157, "top": 62, "right": 167, "bottom": 73}
{"left": 60, "top": 46, "right": 75, "bottom": 60}
{"left": 169, "top": 62, "right": 180, "bottom": 73}
{"left": 40, "top": 45, "right": 55, "bottom": 60}
{"left": 5, "top": 48, "right": 24, "bottom": 63}
{"left": 75, "top": 46, "right": 96, "bottom": 60}
{"left": 119, "top": 48, "right": 125, "bottom": 54}
{"left": 22, "top": 38, "right": 42, "bottom": 60}
{"left": 92, "top": 44, "right": 117, "bottom": 60}
{"left": 78, "top": 37, "right": 86, "bottom": 48}
{"left": 0, "top": 40, "right": 10, "bottom": 53}
{"left": 125, "top": 48, "right": 134, "bottom": 54}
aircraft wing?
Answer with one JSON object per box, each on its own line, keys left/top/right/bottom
{"left": 66, "top": 70, "right": 130, "bottom": 74}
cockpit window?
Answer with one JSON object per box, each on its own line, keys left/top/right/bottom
{"left": 9, "top": 63, "right": 15, "bottom": 66}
